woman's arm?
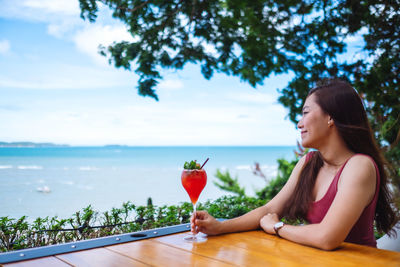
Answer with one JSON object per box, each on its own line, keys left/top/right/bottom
{"left": 260, "top": 155, "right": 377, "bottom": 250}
{"left": 192, "top": 155, "right": 308, "bottom": 235}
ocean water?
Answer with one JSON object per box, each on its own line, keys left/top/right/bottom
{"left": 0, "top": 146, "right": 295, "bottom": 221}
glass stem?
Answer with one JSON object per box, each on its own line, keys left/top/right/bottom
{"left": 193, "top": 203, "right": 197, "bottom": 237}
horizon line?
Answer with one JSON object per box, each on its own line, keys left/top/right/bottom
{"left": 0, "top": 141, "right": 297, "bottom": 148}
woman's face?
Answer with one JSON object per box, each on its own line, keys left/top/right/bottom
{"left": 297, "top": 94, "right": 331, "bottom": 148}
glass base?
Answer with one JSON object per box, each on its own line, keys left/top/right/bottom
{"left": 183, "top": 233, "right": 207, "bottom": 243}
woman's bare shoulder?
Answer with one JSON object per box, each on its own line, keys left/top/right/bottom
{"left": 291, "top": 153, "right": 308, "bottom": 173}
{"left": 341, "top": 154, "right": 377, "bottom": 185}
{"left": 284, "top": 153, "right": 308, "bottom": 183}
{"left": 346, "top": 154, "right": 376, "bottom": 172}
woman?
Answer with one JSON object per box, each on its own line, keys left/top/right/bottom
{"left": 191, "top": 79, "right": 398, "bottom": 250}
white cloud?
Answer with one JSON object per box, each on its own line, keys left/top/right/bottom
{"left": 0, "top": 63, "right": 135, "bottom": 90}
{"left": 0, "top": 1, "right": 299, "bottom": 146}
{"left": 0, "top": 39, "right": 10, "bottom": 54}
{"left": 0, "top": 74, "right": 298, "bottom": 146}
{"left": 0, "top": 0, "right": 83, "bottom": 42}
{"left": 158, "top": 79, "right": 184, "bottom": 90}
{"left": 73, "top": 24, "right": 135, "bottom": 66}
{"left": 0, "top": 0, "right": 135, "bottom": 66}
{"left": 23, "top": 0, "right": 80, "bottom": 16}
{"left": 35, "top": 103, "right": 293, "bottom": 146}
{"left": 47, "top": 20, "right": 77, "bottom": 38}
{"left": 0, "top": 0, "right": 80, "bottom": 22}
{"left": 228, "top": 91, "right": 276, "bottom": 104}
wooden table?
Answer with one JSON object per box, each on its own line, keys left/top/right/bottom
{"left": 3, "top": 230, "right": 400, "bottom": 266}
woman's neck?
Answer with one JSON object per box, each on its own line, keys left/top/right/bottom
{"left": 317, "top": 130, "right": 354, "bottom": 167}
{"left": 319, "top": 148, "right": 354, "bottom": 167}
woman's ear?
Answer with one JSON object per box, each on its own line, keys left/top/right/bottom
{"left": 328, "top": 117, "right": 334, "bottom": 127}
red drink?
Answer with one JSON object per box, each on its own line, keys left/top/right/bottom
{"left": 181, "top": 159, "right": 209, "bottom": 242}
{"left": 181, "top": 169, "right": 207, "bottom": 205}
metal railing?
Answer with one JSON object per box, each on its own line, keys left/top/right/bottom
{"left": 0, "top": 223, "right": 192, "bottom": 264}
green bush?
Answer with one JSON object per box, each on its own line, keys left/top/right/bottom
{"left": 0, "top": 195, "right": 265, "bottom": 252}
{"left": 200, "top": 195, "right": 266, "bottom": 219}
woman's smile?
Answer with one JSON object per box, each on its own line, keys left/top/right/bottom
{"left": 297, "top": 94, "right": 331, "bottom": 148}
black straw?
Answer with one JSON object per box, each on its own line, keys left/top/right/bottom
{"left": 200, "top": 158, "right": 209, "bottom": 169}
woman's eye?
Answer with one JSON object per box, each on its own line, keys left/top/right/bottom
{"left": 302, "top": 111, "right": 308, "bottom": 115}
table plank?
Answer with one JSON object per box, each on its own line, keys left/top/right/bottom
{"left": 3, "top": 229, "right": 399, "bottom": 266}
{"left": 245, "top": 231, "right": 400, "bottom": 266}
{"left": 215, "top": 231, "right": 352, "bottom": 266}
{"left": 333, "top": 242, "right": 400, "bottom": 266}
{"left": 55, "top": 247, "right": 149, "bottom": 267}
{"left": 155, "top": 232, "right": 308, "bottom": 266}
{"left": 3, "top": 256, "right": 70, "bottom": 267}
{"left": 107, "top": 239, "right": 234, "bottom": 267}
{"left": 156, "top": 231, "right": 400, "bottom": 267}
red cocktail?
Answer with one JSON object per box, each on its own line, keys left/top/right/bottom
{"left": 181, "top": 159, "right": 208, "bottom": 242}
{"left": 181, "top": 169, "right": 207, "bottom": 205}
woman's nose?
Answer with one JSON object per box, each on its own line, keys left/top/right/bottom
{"left": 297, "top": 118, "right": 304, "bottom": 130}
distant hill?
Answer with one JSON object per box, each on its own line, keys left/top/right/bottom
{"left": 0, "top": 142, "right": 69, "bottom": 147}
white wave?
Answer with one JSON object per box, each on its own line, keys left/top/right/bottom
{"left": 17, "top": 165, "right": 43, "bottom": 170}
{"left": 60, "top": 180, "right": 74, "bottom": 185}
{"left": 260, "top": 165, "right": 278, "bottom": 171}
{"left": 254, "top": 165, "right": 278, "bottom": 177}
{"left": 77, "top": 184, "right": 93, "bottom": 190}
{"left": 0, "top": 165, "right": 12, "bottom": 169}
{"left": 79, "top": 166, "right": 98, "bottom": 171}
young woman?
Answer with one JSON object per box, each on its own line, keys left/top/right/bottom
{"left": 191, "top": 79, "right": 398, "bottom": 250}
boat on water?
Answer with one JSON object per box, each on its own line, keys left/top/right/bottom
{"left": 36, "top": 186, "right": 51, "bottom": 193}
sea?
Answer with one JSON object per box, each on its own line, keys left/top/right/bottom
{"left": 0, "top": 146, "right": 295, "bottom": 221}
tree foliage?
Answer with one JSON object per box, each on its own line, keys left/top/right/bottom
{"left": 255, "top": 158, "right": 298, "bottom": 200}
{"left": 78, "top": 0, "right": 400, "bottom": 195}
{"left": 214, "top": 169, "right": 246, "bottom": 197}
{"left": 214, "top": 155, "right": 300, "bottom": 201}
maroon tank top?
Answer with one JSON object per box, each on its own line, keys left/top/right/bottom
{"left": 305, "top": 152, "right": 380, "bottom": 247}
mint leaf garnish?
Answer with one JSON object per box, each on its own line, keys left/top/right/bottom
{"left": 183, "top": 160, "right": 201, "bottom": 169}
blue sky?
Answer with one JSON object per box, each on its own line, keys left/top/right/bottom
{"left": 0, "top": 0, "right": 303, "bottom": 146}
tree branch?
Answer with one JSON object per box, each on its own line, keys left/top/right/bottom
{"left": 390, "top": 128, "right": 400, "bottom": 150}
{"left": 99, "top": 0, "right": 151, "bottom": 14}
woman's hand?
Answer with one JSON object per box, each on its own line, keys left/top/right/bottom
{"left": 191, "top": 210, "right": 221, "bottom": 235}
{"left": 260, "top": 213, "right": 280, "bottom": 235}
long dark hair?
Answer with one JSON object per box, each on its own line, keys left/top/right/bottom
{"left": 282, "top": 79, "right": 397, "bottom": 235}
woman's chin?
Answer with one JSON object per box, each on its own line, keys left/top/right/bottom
{"left": 301, "top": 140, "right": 311, "bottom": 148}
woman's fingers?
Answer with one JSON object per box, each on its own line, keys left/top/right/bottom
{"left": 191, "top": 211, "right": 205, "bottom": 233}
{"left": 190, "top": 210, "right": 213, "bottom": 234}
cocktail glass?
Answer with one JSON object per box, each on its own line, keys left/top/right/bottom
{"left": 181, "top": 168, "right": 207, "bottom": 242}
